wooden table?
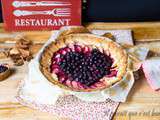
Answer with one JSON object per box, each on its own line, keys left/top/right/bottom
{"left": 0, "top": 22, "right": 160, "bottom": 120}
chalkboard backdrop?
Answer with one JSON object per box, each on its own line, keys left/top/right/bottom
{"left": 83, "top": 0, "right": 160, "bottom": 22}
{"left": 1, "top": 0, "right": 160, "bottom": 22}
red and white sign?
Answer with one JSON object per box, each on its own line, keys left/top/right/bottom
{"left": 1, "top": 0, "right": 81, "bottom": 31}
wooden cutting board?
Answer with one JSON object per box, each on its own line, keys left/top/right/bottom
{"left": 0, "top": 22, "right": 160, "bottom": 120}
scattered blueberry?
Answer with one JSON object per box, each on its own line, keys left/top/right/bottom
{"left": 0, "top": 65, "right": 8, "bottom": 73}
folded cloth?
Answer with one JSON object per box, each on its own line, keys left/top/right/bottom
{"left": 142, "top": 57, "right": 160, "bottom": 91}
{"left": 92, "top": 29, "right": 133, "bottom": 45}
{"left": 16, "top": 26, "right": 149, "bottom": 120}
{"left": 17, "top": 96, "right": 119, "bottom": 120}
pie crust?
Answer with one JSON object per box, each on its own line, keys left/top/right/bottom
{"left": 40, "top": 26, "right": 128, "bottom": 92}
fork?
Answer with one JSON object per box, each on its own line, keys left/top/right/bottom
{"left": 13, "top": 8, "right": 71, "bottom": 17}
{"left": 12, "top": 1, "right": 71, "bottom": 8}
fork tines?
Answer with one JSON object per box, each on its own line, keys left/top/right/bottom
{"left": 56, "top": 8, "right": 71, "bottom": 16}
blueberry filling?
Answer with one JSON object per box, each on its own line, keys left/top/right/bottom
{"left": 0, "top": 65, "right": 8, "bottom": 73}
{"left": 50, "top": 45, "right": 117, "bottom": 88}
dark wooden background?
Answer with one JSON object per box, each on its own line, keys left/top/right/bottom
{"left": 0, "top": 2, "right": 2, "bottom": 22}
{"left": 1, "top": 0, "right": 160, "bottom": 22}
{"left": 83, "top": 0, "right": 160, "bottom": 22}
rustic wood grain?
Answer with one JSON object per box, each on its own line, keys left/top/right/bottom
{"left": 0, "top": 61, "right": 160, "bottom": 120}
{"left": 1, "top": 41, "right": 160, "bottom": 59}
{"left": 1, "top": 23, "right": 160, "bottom": 120}
{"left": 0, "top": 24, "right": 52, "bottom": 43}
{"left": 1, "top": 22, "right": 160, "bottom": 43}
{"left": 86, "top": 22, "right": 160, "bottom": 42}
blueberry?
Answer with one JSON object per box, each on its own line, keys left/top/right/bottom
{"left": 0, "top": 65, "right": 8, "bottom": 73}
{"left": 53, "top": 46, "right": 114, "bottom": 87}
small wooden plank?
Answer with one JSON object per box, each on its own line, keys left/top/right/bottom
{"left": 0, "top": 106, "right": 67, "bottom": 120}
{"left": 0, "top": 24, "right": 53, "bottom": 43}
{"left": 1, "top": 22, "right": 160, "bottom": 43}
{"left": 1, "top": 41, "right": 160, "bottom": 59}
{"left": 86, "top": 22, "right": 160, "bottom": 41}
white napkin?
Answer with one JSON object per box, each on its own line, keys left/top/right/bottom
{"left": 92, "top": 29, "right": 133, "bottom": 45}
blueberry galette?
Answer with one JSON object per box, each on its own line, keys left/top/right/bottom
{"left": 40, "top": 27, "right": 128, "bottom": 92}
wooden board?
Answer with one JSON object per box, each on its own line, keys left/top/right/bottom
{"left": 0, "top": 22, "right": 160, "bottom": 120}
{"left": 1, "top": 22, "right": 160, "bottom": 43}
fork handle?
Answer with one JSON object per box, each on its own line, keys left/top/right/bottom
{"left": 13, "top": 10, "right": 50, "bottom": 17}
{"left": 12, "top": 1, "right": 38, "bottom": 8}
{"left": 12, "top": 1, "right": 71, "bottom": 8}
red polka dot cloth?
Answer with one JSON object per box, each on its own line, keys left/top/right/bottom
{"left": 17, "top": 95, "right": 119, "bottom": 120}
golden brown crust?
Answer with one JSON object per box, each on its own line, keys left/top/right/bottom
{"left": 58, "top": 26, "right": 90, "bottom": 39}
{"left": 40, "top": 28, "right": 128, "bottom": 92}
{"left": 103, "top": 32, "right": 116, "bottom": 41}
